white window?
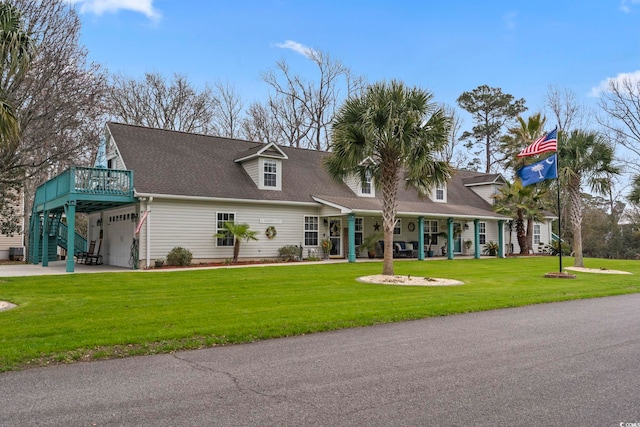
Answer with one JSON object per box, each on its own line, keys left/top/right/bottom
{"left": 304, "top": 216, "right": 319, "bottom": 246}
{"left": 361, "top": 171, "right": 372, "bottom": 195}
{"left": 433, "top": 184, "right": 447, "bottom": 203}
{"left": 534, "top": 224, "right": 541, "bottom": 245}
{"left": 355, "top": 217, "right": 363, "bottom": 246}
{"left": 425, "top": 220, "right": 439, "bottom": 245}
{"left": 216, "top": 212, "right": 235, "bottom": 247}
{"left": 263, "top": 160, "right": 277, "bottom": 187}
{"left": 479, "top": 222, "right": 486, "bottom": 245}
{"left": 394, "top": 219, "right": 402, "bottom": 235}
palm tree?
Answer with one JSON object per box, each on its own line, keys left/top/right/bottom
{"left": 558, "top": 130, "right": 620, "bottom": 267}
{"left": 325, "top": 80, "right": 452, "bottom": 275}
{"left": 494, "top": 179, "right": 551, "bottom": 255}
{"left": 499, "top": 113, "right": 552, "bottom": 252}
{"left": 500, "top": 112, "right": 547, "bottom": 171}
{"left": 0, "top": 3, "right": 33, "bottom": 143}
{"left": 214, "top": 222, "right": 258, "bottom": 263}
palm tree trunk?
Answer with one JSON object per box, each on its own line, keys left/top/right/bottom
{"left": 516, "top": 210, "right": 527, "bottom": 254}
{"left": 568, "top": 177, "right": 584, "bottom": 267}
{"left": 381, "top": 160, "right": 399, "bottom": 276}
{"left": 233, "top": 239, "right": 240, "bottom": 263}
{"left": 525, "top": 218, "right": 533, "bottom": 254}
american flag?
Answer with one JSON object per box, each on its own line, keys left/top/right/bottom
{"left": 517, "top": 128, "right": 558, "bottom": 157}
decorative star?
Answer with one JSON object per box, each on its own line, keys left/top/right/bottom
{"left": 373, "top": 222, "right": 380, "bottom": 231}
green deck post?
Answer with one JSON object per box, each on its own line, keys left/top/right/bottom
{"left": 474, "top": 219, "right": 480, "bottom": 259}
{"left": 498, "top": 220, "right": 505, "bottom": 258}
{"left": 348, "top": 213, "right": 356, "bottom": 262}
{"left": 65, "top": 202, "right": 76, "bottom": 272}
{"left": 42, "top": 211, "right": 50, "bottom": 267}
{"left": 31, "top": 215, "right": 40, "bottom": 265}
{"left": 447, "top": 218, "right": 454, "bottom": 260}
{"left": 417, "top": 216, "right": 425, "bottom": 260}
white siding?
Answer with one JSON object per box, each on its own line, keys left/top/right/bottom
{"left": 468, "top": 184, "right": 499, "bottom": 205}
{"left": 0, "top": 189, "right": 24, "bottom": 259}
{"left": 240, "top": 159, "right": 259, "bottom": 187}
{"left": 106, "top": 135, "right": 127, "bottom": 170}
{"left": 136, "top": 198, "right": 323, "bottom": 266}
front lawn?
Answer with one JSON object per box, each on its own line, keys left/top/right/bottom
{"left": 0, "top": 257, "right": 638, "bottom": 372}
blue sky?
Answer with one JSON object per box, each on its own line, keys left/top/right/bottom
{"left": 68, "top": 0, "right": 640, "bottom": 128}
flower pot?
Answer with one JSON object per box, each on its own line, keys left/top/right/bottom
{"left": 427, "top": 250, "right": 434, "bottom": 257}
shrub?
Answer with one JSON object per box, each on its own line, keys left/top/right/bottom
{"left": 278, "top": 245, "right": 300, "bottom": 261}
{"left": 166, "top": 247, "right": 193, "bottom": 266}
{"left": 483, "top": 241, "right": 500, "bottom": 256}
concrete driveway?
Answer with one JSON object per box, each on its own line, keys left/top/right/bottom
{"left": 0, "top": 260, "right": 131, "bottom": 277}
{"left": 1, "top": 294, "right": 639, "bottom": 426}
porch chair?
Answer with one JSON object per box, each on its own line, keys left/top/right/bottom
{"left": 84, "top": 239, "right": 103, "bottom": 265}
{"left": 76, "top": 240, "right": 96, "bottom": 264}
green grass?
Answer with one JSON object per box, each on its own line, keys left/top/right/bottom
{"left": 1, "top": 256, "right": 639, "bottom": 372}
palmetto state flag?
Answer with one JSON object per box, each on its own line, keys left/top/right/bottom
{"left": 517, "top": 154, "right": 558, "bottom": 187}
{"left": 517, "top": 128, "right": 558, "bottom": 157}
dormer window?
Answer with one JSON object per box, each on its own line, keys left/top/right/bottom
{"left": 258, "top": 158, "right": 282, "bottom": 190}
{"left": 433, "top": 183, "right": 447, "bottom": 203}
{"left": 264, "top": 160, "right": 277, "bottom": 188}
{"left": 361, "top": 170, "right": 372, "bottom": 195}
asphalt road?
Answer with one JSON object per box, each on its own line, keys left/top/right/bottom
{"left": 2, "top": 294, "right": 640, "bottom": 426}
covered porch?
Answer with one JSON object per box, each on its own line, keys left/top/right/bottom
{"left": 316, "top": 211, "right": 507, "bottom": 263}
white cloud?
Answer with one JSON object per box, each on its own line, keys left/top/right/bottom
{"left": 620, "top": 0, "right": 640, "bottom": 13}
{"left": 67, "top": 0, "right": 161, "bottom": 21}
{"left": 589, "top": 70, "right": 640, "bottom": 97}
{"left": 274, "top": 40, "right": 316, "bottom": 58}
{"left": 503, "top": 11, "right": 517, "bottom": 30}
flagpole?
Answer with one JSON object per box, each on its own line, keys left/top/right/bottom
{"left": 555, "top": 126, "right": 562, "bottom": 273}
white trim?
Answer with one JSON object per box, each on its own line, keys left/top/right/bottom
{"left": 215, "top": 211, "right": 236, "bottom": 247}
{"left": 311, "top": 196, "right": 353, "bottom": 214}
{"left": 234, "top": 142, "right": 288, "bottom": 163}
{"left": 258, "top": 158, "right": 281, "bottom": 191}
{"left": 135, "top": 193, "right": 318, "bottom": 207}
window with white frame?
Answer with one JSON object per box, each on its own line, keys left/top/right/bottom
{"left": 355, "top": 217, "right": 363, "bottom": 246}
{"left": 361, "top": 171, "right": 372, "bottom": 195}
{"left": 263, "top": 159, "right": 277, "bottom": 188}
{"left": 304, "top": 216, "right": 319, "bottom": 246}
{"left": 425, "top": 220, "right": 439, "bottom": 245}
{"left": 534, "top": 224, "right": 541, "bottom": 245}
{"left": 433, "top": 184, "right": 446, "bottom": 202}
{"left": 394, "top": 219, "right": 402, "bottom": 235}
{"left": 216, "top": 212, "right": 235, "bottom": 246}
{"left": 479, "top": 222, "right": 486, "bottom": 245}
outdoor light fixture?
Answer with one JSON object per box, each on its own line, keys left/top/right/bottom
{"left": 97, "top": 218, "right": 102, "bottom": 227}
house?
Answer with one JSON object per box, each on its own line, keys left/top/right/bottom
{"left": 28, "top": 122, "right": 556, "bottom": 272}
{"left": 0, "top": 187, "right": 25, "bottom": 260}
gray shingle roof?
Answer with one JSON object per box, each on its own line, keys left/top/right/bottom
{"left": 108, "top": 122, "right": 508, "bottom": 219}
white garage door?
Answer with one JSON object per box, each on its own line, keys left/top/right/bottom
{"left": 105, "top": 211, "right": 136, "bottom": 268}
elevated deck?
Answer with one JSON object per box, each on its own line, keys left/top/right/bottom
{"left": 29, "top": 167, "right": 136, "bottom": 272}
{"left": 34, "top": 167, "right": 135, "bottom": 213}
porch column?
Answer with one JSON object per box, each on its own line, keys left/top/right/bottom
{"left": 447, "top": 217, "right": 454, "bottom": 260}
{"left": 31, "top": 214, "right": 40, "bottom": 265}
{"left": 64, "top": 201, "right": 76, "bottom": 273}
{"left": 348, "top": 213, "right": 356, "bottom": 263}
{"left": 474, "top": 219, "right": 480, "bottom": 259}
{"left": 498, "top": 220, "right": 505, "bottom": 258}
{"left": 42, "top": 210, "right": 50, "bottom": 267}
{"left": 417, "top": 216, "right": 425, "bottom": 260}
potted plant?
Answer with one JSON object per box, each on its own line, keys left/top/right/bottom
{"left": 154, "top": 257, "right": 165, "bottom": 268}
{"left": 464, "top": 239, "right": 472, "bottom": 255}
{"left": 361, "top": 233, "right": 382, "bottom": 258}
{"left": 320, "top": 238, "right": 332, "bottom": 259}
{"left": 426, "top": 235, "right": 435, "bottom": 257}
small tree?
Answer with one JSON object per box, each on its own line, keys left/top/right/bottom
{"left": 214, "top": 222, "right": 258, "bottom": 263}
